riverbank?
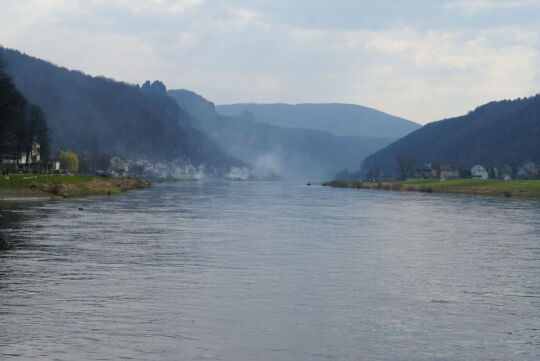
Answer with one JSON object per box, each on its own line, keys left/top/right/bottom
{"left": 322, "top": 179, "right": 540, "bottom": 198}
{"left": 0, "top": 174, "right": 150, "bottom": 201}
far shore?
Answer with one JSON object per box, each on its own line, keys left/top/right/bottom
{"left": 322, "top": 179, "right": 540, "bottom": 199}
{"left": 0, "top": 174, "right": 151, "bottom": 201}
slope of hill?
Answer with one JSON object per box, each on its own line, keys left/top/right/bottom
{"left": 361, "top": 95, "right": 540, "bottom": 175}
{"left": 169, "top": 90, "right": 394, "bottom": 180}
{"left": 216, "top": 103, "right": 420, "bottom": 138}
{"left": 1, "top": 47, "right": 238, "bottom": 169}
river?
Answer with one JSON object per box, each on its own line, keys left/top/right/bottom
{"left": 1, "top": 181, "right": 540, "bottom": 360}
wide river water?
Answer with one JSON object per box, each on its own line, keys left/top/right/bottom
{"left": 1, "top": 181, "right": 540, "bottom": 360}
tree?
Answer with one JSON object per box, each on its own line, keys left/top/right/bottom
{"left": 79, "top": 152, "right": 110, "bottom": 174}
{"left": 0, "top": 59, "right": 49, "bottom": 169}
{"left": 459, "top": 168, "right": 471, "bottom": 178}
{"left": 500, "top": 164, "right": 512, "bottom": 178}
{"left": 0, "top": 61, "right": 25, "bottom": 160}
{"left": 58, "top": 151, "right": 79, "bottom": 173}
{"left": 21, "top": 103, "right": 48, "bottom": 165}
{"left": 365, "top": 168, "right": 380, "bottom": 181}
{"left": 395, "top": 154, "right": 415, "bottom": 180}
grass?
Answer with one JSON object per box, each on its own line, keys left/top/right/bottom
{"left": 0, "top": 174, "right": 95, "bottom": 189}
{"left": 400, "top": 178, "right": 540, "bottom": 194}
{"left": 0, "top": 174, "right": 150, "bottom": 198}
{"left": 324, "top": 178, "right": 540, "bottom": 198}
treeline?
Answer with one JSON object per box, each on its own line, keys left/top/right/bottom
{"left": 361, "top": 94, "right": 540, "bottom": 176}
{"left": 0, "top": 58, "right": 49, "bottom": 168}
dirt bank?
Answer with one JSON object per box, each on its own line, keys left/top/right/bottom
{"left": 0, "top": 177, "right": 150, "bottom": 201}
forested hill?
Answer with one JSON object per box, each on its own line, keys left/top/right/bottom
{"left": 362, "top": 95, "right": 540, "bottom": 175}
{"left": 169, "top": 89, "right": 394, "bottom": 180}
{"left": 216, "top": 103, "right": 420, "bottom": 138}
{"left": 1, "top": 47, "right": 238, "bottom": 168}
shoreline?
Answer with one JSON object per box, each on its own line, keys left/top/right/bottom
{"left": 0, "top": 175, "right": 151, "bottom": 201}
{"left": 322, "top": 179, "right": 540, "bottom": 199}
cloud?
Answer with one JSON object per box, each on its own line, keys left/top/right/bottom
{"left": 445, "top": 0, "right": 540, "bottom": 13}
{"left": 0, "top": 0, "right": 539, "bottom": 124}
{"left": 102, "top": 0, "right": 205, "bottom": 14}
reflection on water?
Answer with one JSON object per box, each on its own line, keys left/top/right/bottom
{"left": 1, "top": 182, "right": 540, "bottom": 360}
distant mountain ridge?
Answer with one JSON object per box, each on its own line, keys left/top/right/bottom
{"left": 361, "top": 95, "right": 540, "bottom": 176}
{"left": 169, "top": 89, "right": 395, "bottom": 180}
{"left": 1, "top": 47, "right": 239, "bottom": 170}
{"left": 0, "top": 46, "right": 409, "bottom": 179}
{"left": 216, "top": 103, "right": 420, "bottom": 138}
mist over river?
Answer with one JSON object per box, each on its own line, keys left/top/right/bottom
{"left": 1, "top": 181, "right": 540, "bottom": 360}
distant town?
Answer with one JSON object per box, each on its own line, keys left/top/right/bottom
{"left": 410, "top": 161, "right": 532, "bottom": 181}
{"left": 1, "top": 141, "right": 206, "bottom": 180}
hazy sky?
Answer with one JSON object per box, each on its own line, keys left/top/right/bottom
{"left": 1, "top": 0, "right": 539, "bottom": 124}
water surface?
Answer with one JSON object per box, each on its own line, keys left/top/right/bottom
{"left": 1, "top": 181, "right": 540, "bottom": 360}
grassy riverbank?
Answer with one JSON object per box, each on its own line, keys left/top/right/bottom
{"left": 0, "top": 174, "right": 150, "bottom": 200}
{"left": 323, "top": 178, "right": 540, "bottom": 198}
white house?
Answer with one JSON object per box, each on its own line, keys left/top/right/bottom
{"left": 1, "top": 143, "right": 41, "bottom": 165}
{"left": 471, "top": 165, "right": 488, "bottom": 179}
{"left": 1, "top": 154, "right": 22, "bottom": 164}
{"left": 52, "top": 161, "right": 61, "bottom": 172}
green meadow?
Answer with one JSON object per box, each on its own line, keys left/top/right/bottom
{"left": 324, "top": 178, "right": 540, "bottom": 198}
{"left": 0, "top": 174, "right": 95, "bottom": 189}
{"left": 401, "top": 178, "right": 540, "bottom": 196}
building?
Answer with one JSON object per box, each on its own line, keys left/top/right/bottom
{"left": 1, "top": 153, "right": 21, "bottom": 165}
{"left": 52, "top": 161, "right": 61, "bottom": 172}
{"left": 517, "top": 161, "right": 539, "bottom": 179}
{"left": 430, "top": 162, "right": 460, "bottom": 179}
{"left": 1, "top": 142, "right": 41, "bottom": 165}
{"left": 414, "top": 164, "right": 432, "bottom": 179}
{"left": 110, "top": 156, "right": 129, "bottom": 176}
{"left": 471, "top": 165, "right": 488, "bottom": 179}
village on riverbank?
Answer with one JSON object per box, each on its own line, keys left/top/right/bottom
{"left": 326, "top": 160, "right": 540, "bottom": 198}
{"left": 0, "top": 146, "right": 157, "bottom": 200}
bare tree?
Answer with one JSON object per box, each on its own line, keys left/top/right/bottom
{"left": 395, "top": 154, "right": 415, "bottom": 180}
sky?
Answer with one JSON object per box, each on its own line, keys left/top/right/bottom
{"left": 0, "top": 0, "right": 539, "bottom": 124}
